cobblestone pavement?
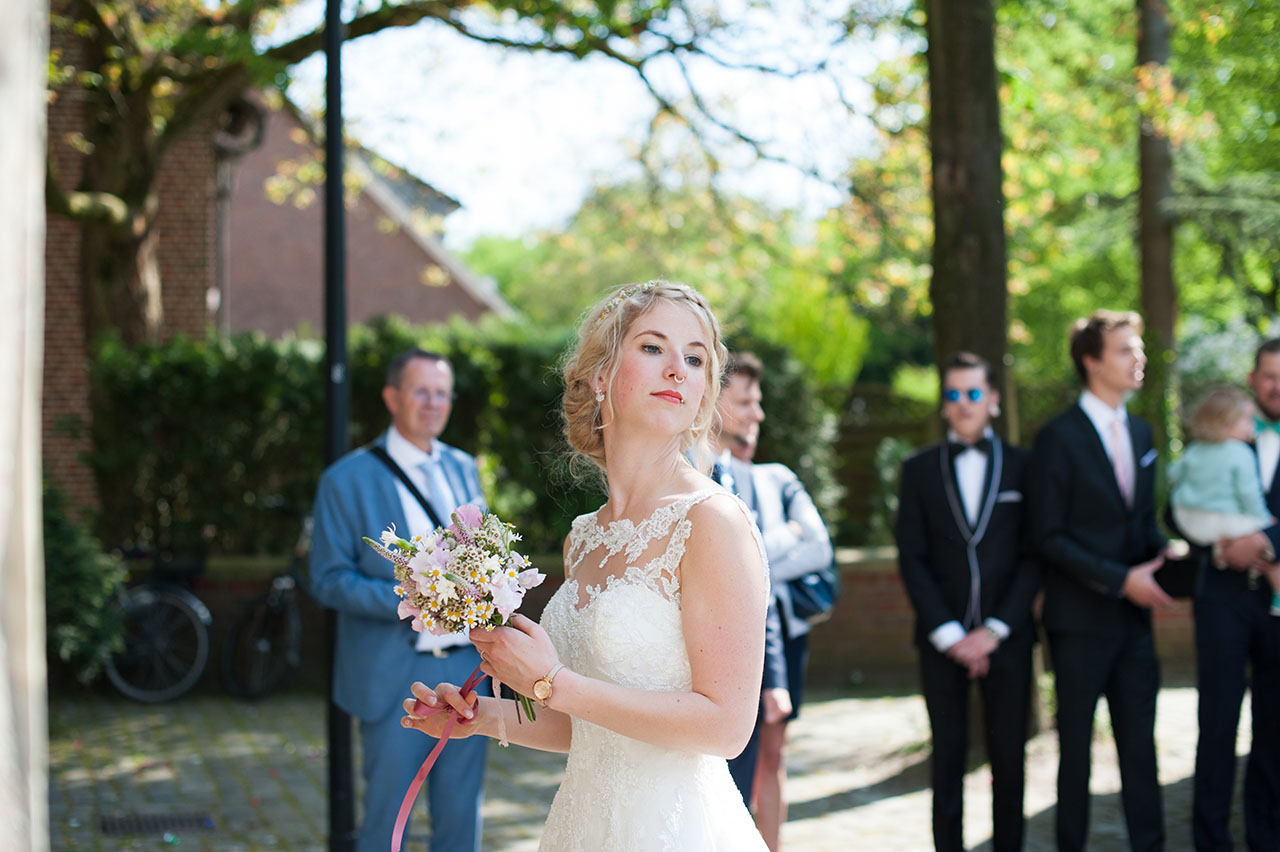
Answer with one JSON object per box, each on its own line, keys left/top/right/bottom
{"left": 49, "top": 685, "right": 1249, "bottom": 851}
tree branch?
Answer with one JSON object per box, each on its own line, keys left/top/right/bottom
{"left": 46, "top": 164, "right": 129, "bottom": 225}
{"left": 265, "top": 0, "right": 465, "bottom": 67}
{"left": 160, "top": 65, "right": 253, "bottom": 154}
{"left": 67, "top": 0, "right": 128, "bottom": 57}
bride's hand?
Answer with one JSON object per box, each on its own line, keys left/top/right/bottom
{"left": 401, "top": 681, "right": 479, "bottom": 738}
{"left": 470, "top": 614, "right": 560, "bottom": 697}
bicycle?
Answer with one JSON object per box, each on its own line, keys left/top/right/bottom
{"left": 104, "top": 548, "right": 214, "bottom": 703}
{"left": 220, "top": 514, "right": 311, "bottom": 699}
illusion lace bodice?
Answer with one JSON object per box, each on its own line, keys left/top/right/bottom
{"left": 537, "top": 489, "right": 769, "bottom": 851}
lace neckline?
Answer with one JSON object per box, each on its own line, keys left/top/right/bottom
{"left": 564, "top": 488, "right": 722, "bottom": 611}
{"left": 586, "top": 488, "right": 721, "bottom": 531}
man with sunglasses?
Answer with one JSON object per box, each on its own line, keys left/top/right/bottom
{"left": 896, "top": 351, "right": 1038, "bottom": 852}
{"left": 309, "top": 347, "right": 490, "bottom": 852}
{"left": 1029, "top": 311, "right": 1174, "bottom": 852}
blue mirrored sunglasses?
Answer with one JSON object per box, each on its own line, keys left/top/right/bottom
{"left": 943, "top": 388, "right": 985, "bottom": 403}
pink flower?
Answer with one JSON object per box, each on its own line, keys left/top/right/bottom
{"left": 491, "top": 580, "right": 524, "bottom": 621}
{"left": 517, "top": 568, "right": 544, "bottom": 590}
{"left": 398, "top": 600, "right": 421, "bottom": 622}
{"left": 452, "top": 503, "right": 483, "bottom": 530}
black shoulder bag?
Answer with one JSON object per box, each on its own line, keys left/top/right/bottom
{"left": 781, "top": 480, "right": 842, "bottom": 625}
{"left": 368, "top": 445, "right": 449, "bottom": 532}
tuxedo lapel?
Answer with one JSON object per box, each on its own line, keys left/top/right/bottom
{"left": 970, "top": 438, "right": 1003, "bottom": 545}
{"left": 1069, "top": 404, "right": 1129, "bottom": 510}
{"left": 938, "top": 443, "right": 973, "bottom": 539}
{"left": 938, "top": 441, "right": 1002, "bottom": 543}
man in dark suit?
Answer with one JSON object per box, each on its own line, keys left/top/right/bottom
{"left": 1030, "top": 310, "right": 1175, "bottom": 852}
{"left": 309, "top": 348, "right": 490, "bottom": 852}
{"left": 896, "top": 351, "right": 1038, "bottom": 852}
{"left": 716, "top": 352, "right": 833, "bottom": 852}
{"left": 1190, "top": 338, "right": 1280, "bottom": 851}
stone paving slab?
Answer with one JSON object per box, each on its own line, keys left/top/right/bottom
{"left": 49, "top": 685, "right": 1248, "bottom": 851}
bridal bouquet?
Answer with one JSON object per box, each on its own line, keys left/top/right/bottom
{"left": 366, "top": 505, "right": 544, "bottom": 852}
{"left": 362, "top": 504, "right": 545, "bottom": 719}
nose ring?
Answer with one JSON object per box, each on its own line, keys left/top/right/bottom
{"left": 673, "top": 375, "right": 685, "bottom": 384}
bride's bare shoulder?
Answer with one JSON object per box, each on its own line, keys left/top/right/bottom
{"left": 684, "top": 491, "right": 754, "bottom": 538}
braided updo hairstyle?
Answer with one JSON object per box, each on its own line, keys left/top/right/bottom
{"left": 561, "top": 280, "right": 727, "bottom": 477}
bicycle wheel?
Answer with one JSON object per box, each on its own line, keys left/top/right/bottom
{"left": 104, "top": 586, "right": 212, "bottom": 703}
{"left": 221, "top": 591, "right": 299, "bottom": 699}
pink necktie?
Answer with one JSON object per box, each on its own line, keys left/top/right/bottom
{"left": 1110, "top": 417, "right": 1132, "bottom": 506}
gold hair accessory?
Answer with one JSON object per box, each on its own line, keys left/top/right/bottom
{"left": 599, "top": 282, "right": 656, "bottom": 319}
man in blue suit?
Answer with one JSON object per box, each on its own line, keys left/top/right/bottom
{"left": 310, "top": 348, "right": 490, "bottom": 852}
{"left": 717, "top": 352, "right": 833, "bottom": 852}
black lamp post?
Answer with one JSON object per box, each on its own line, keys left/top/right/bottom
{"left": 323, "top": 0, "right": 355, "bottom": 848}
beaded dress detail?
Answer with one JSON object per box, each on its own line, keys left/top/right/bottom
{"left": 537, "top": 489, "right": 769, "bottom": 851}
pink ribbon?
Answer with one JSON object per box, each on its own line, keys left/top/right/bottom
{"left": 390, "top": 662, "right": 487, "bottom": 852}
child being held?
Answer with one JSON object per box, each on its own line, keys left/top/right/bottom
{"left": 1169, "top": 386, "right": 1280, "bottom": 616}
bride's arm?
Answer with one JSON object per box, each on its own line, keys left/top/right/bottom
{"left": 402, "top": 685, "right": 573, "bottom": 753}
{"left": 472, "top": 493, "right": 768, "bottom": 758}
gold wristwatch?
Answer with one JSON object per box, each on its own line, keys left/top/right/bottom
{"left": 532, "top": 663, "right": 566, "bottom": 706}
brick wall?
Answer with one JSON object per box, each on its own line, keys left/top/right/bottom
{"left": 224, "top": 105, "right": 493, "bottom": 338}
{"left": 43, "top": 27, "right": 94, "bottom": 514}
{"left": 806, "top": 548, "right": 1196, "bottom": 689}
{"left": 43, "top": 23, "right": 218, "bottom": 516}
{"left": 157, "top": 120, "right": 219, "bottom": 339}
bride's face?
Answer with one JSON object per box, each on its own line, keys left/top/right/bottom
{"left": 604, "top": 300, "right": 710, "bottom": 437}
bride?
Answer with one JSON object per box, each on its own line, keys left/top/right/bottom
{"left": 401, "top": 280, "right": 770, "bottom": 850}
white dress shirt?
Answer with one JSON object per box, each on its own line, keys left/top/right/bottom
{"left": 1257, "top": 428, "right": 1280, "bottom": 494}
{"left": 384, "top": 427, "right": 470, "bottom": 653}
{"left": 1078, "top": 390, "right": 1136, "bottom": 503}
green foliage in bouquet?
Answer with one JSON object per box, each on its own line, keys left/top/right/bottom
{"left": 43, "top": 481, "right": 128, "bottom": 684}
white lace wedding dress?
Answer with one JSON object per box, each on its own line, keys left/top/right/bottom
{"left": 537, "top": 489, "right": 770, "bottom": 852}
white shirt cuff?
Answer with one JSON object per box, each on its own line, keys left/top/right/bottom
{"left": 983, "top": 618, "right": 1010, "bottom": 640}
{"left": 929, "top": 621, "right": 966, "bottom": 653}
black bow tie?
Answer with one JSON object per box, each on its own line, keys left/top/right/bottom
{"left": 949, "top": 438, "right": 992, "bottom": 456}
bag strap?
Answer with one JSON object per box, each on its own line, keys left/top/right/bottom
{"left": 368, "top": 445, "right": 449, "bottom": 531}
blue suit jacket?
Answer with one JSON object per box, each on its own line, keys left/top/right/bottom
{"left": 308, "top": 432, "right": 486, "bottom": 721}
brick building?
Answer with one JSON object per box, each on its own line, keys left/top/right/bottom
{"left": 220, "top": 96, "right": 510, "bottom": 337}
{"left": 45, "top": 80, "right": 507, "bottom": 513}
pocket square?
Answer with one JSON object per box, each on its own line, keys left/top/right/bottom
{"left": 996, "top": 490, "right": 1023, "bottom": 503}
{"left": 1139, "top": 448, "right": 1158, "bottom": 468}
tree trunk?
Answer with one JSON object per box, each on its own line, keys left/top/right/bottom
{"left": 1136, "top": 0, "right": 1176, "bottom": 453}
{"left": 925, "top": 0, "right": 1010, "bottom": 427}
{"left": 79, "top": 202, "right": 163, "bottom": 347}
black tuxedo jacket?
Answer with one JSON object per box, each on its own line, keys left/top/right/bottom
{"left": 1259, "top": 443, "right": 1280, "bottom": 553}
{"left": 1029, "top": 404, "right": 1166, "bottom": 635}
{"left": 896, "top": 437, "right": 1039, "bottom": 645}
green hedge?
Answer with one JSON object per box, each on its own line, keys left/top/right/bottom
{"left": 86, "top": 317, "right": 839, "bottom": 556}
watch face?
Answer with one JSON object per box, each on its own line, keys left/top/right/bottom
{"left": 533, "top": 680, "right": 551, "bottom": 701}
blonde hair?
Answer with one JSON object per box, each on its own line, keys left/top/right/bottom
{"left": 561, "top": 280, "right": 727, "bottom": 477}
{"left": 1188, "top": 386, "right": 1255, "bottom": 443}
